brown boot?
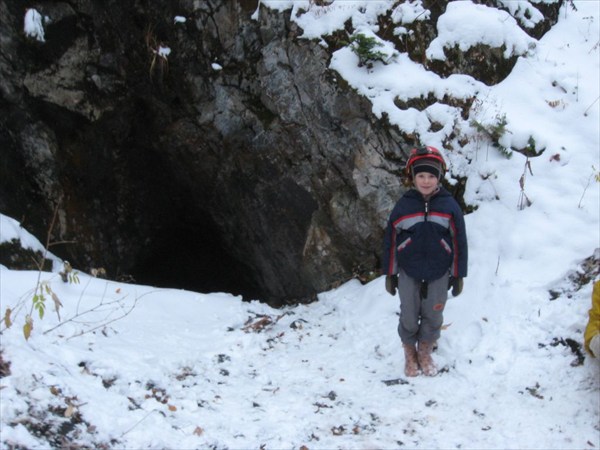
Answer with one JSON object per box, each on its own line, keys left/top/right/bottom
{"left": 417, "top": 341, "right": 438, "bottom": 376}
{"left": 403, "top": 344, "right": 419, "bottom": 377}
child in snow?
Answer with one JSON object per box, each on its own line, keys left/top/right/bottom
{"left": 584, "top": 280, "right": 600, "bottom": 358}
{"left": 382, "top": 146, "right": 468, "bottom": 377}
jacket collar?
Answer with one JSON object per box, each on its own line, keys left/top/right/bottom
{"left": 407, "top": 186, "right": 448, "bottom": 200}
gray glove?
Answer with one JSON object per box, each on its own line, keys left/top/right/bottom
{"left": 385, "top": 275, "right": 398, "bottom": 296}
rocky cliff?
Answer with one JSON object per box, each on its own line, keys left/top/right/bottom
{"left": 0, "top": 0, "right": 561, "bottom": 305}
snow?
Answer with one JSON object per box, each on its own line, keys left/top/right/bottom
{"left": 426, "top": 2, "right": 538, "bottom": 60}
{"left": 157, "top": 45, "right": 171, "bottom": 59}
{"left": 3, "top": 1, "right": 599, "bottom": 448}
{"left": 23, "top": 8, "right": 46, "bottom": 43}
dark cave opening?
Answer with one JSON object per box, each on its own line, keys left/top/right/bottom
{"left": 130, "top": 214, "right": 262, "bottom": 301}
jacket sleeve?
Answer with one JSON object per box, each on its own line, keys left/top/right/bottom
{"left": 453, "top": 205, "right": 468, "bottom": 278}
{"left": 584, "top": 281, "right": 600, "bottom": 356}
{"left": 382, "top": 215, "right": 397, "bottom": 276}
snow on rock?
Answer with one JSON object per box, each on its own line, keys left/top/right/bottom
{"left": 23, "top": 9, "right": 46, "bottom": 43}
{"left": 426, "top": 1, "right": 537, "bottom": 60}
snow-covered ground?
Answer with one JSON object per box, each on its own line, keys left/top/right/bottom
{"left": 1, "top": 1, "right": 599, "bottom": 449}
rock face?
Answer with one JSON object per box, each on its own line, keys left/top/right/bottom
{"left": 0, "top": 0, "right": 560, "bottom": 306}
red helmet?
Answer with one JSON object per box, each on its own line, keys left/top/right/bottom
{"left": 405, "top": 146, "right": 446, "bottom": 179}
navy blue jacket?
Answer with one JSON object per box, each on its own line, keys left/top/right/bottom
{"left": 383, "top": 187, "right": 468, "bottom": 281}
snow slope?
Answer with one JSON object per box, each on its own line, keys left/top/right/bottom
{"left": 1, "top": 1, "right": 599, "bottom": 449}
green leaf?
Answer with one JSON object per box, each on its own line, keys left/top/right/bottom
{"left": 69, "top": 271, "right": 80, "bottom": 284}
{"left": 33, "top": 293, "right": 46, "bottom": 320}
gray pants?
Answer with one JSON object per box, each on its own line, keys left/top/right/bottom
{"left": 397, "top": 269, "right": 449, "bottom": 345}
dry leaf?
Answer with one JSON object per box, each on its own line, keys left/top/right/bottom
{"left": 51, "top": 292, "right": 62, "bottom": 321}
{"left": 51, "top": 292, "right": 62, "bottom": 309}
{"left": 331, "top": 425, "right": 345, "bottom": 436}
{"left": 168, "top": 404, "right": 177, "bottom": 412}
{"left": 546, "top": 99, "right": 565, "bottom": 109}
{"left": 243, "top": 316, "right": 273, "bottom": 333}
{"left": 64, "top": 404, "right": 75, "bottom": 418}
{"left": 50, "top": 386, "right": 61, "bottom": 396}
{"left": 526, "top": 160, "right": 533, "bottom": 176}
{"left": 23, "top": 316, "right": 33, "bottom": 340}
{"left": 193, "top": 426, "right": 204, "bottom": 436}
{"left": 3, "top": 308, "right": 12, "bottom": 328}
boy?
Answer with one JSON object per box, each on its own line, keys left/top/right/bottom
{"left": 383, "top": 146, "right": 468, "bottom": 377}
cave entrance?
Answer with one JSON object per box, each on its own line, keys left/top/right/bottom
{"left": 130, "top": 212, "right": 262, "bottom": 301}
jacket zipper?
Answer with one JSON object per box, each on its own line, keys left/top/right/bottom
{"left": 422, "top": 200, "right": 431, "bottom": 284}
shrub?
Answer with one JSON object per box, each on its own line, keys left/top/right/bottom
{"left": 348, "top": 33, "right": 389, "bottom": 68}
{"left": 470, "top": 113, "right": 512, "bottom": 158}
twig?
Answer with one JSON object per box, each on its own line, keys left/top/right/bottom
{"left": 48, "top": 240, "right": 77, "bottom": 247}
{"left": 43, "top": 289, "right": 154, "bottom": 338}
{"left": 119, "top": 409, "right": 159, "bottom": 439}
{"left": 43, "top": 292, "right": 130, "bottom": 335}
{"left": 583, "top": 95, "right": 599, "bottom": 116}
{"left": 517, "top": 157, "right": 533, "bottom": 210}
{"left": 65, "top": 296, "right": 139, "bottom": 340}
{"left": 75, "top": 275, "right": 97, "bottom": 316}
{"left": 0, "top": 288, "right": 35, "bottom": 333}
{"left": 29, "top": 202, "right": 61, "bottom": 316}
{"left": 578, "top": 172, "right": 594, "bottom": 208}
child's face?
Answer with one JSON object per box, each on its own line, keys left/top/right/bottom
{"left": 414, "top": 172, "right": 439, "bottom": 197}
